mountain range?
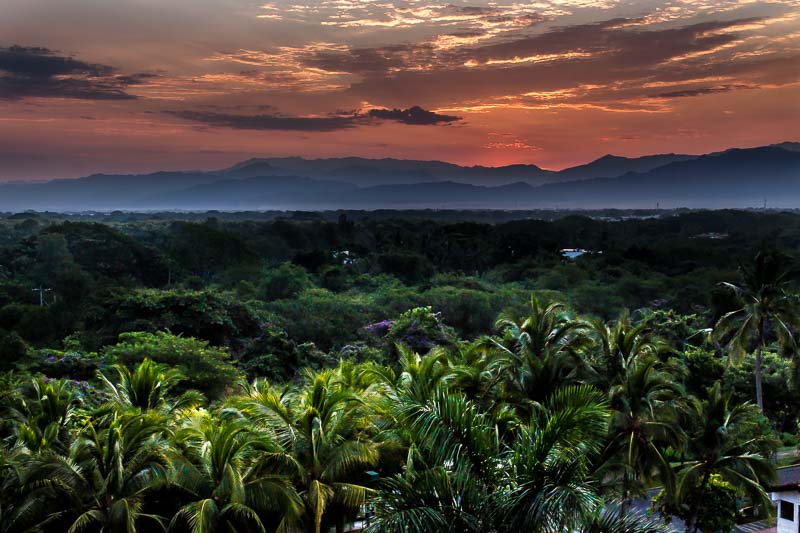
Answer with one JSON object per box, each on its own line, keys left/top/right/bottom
{"left": 1, "top": 143, "right": 799, "bottom": 211}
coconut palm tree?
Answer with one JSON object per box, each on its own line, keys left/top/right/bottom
{"left": 366, "top": 464, "right": 488, "bottom": 533}
{"left": 369, "top": 383, "right": 611, "bottom": 533}
{"left": 98, "top": 358, "right": 204, "bottom": 415}
{"left": 714, "top": 248, "right": 800, "bottom": 412}
{"left": 581, "top": 505, "right": 676, "bottom": 533}
{"left": 672, "top": 382, "right": 775, "bottom": 533}
{"left": 369, "top": 369, "right": 498, "bottom": 531}
{"left": 169, "top": 410, "right": 300, "bottom": 533}
{"left": 235, "top": 370, "right": 379, "bottom": 533}
{"left": 494, "top": 294, "right": 591, "bottom": 411}
{"left": 589, "top": 311, "right": 661, "bottom": 388}
{"left": 29, "top": 411, "right": 172, "bottom": 532}
{"left": 0, "top": 371, "right": 25, "bottom": 440}
{"left": 7, "top": 377, "right": 82, "bottom": 453}
{"left": 600, "top": 354, "right": 683, "bottom": 508}
{"left": 441, "top": 339, "right": 507, "bottom": 405}
{"left": 379, "top": 345, "right": 453, "bottom": 403}
{"left": 498, "top": 385, "right": 610, "bottom": 532}
{"left": 0, "top": 447, "right": 55, "bottom": 533}
{"left": 366, "top": 381, "right": 505, "bottom": 532}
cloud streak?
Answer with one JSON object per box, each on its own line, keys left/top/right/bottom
{"left": 167, "top": 106, "right": 461, "bottom": 131}
{"left": 0, "top": 45, "right": 149, "bottom": 100}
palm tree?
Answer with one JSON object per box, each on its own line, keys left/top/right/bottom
{"left": 0, "top": 447, "right": 54, "bottom": 533}
{"left": 28, "top": 411, "right": 172, "bottom": 532}
{"left": 169, "top": 410, "right": 300, "bottom": 533}
{"left": 494, "top": 294, "right": 591, "bottom": 411}
{"left": 581, "top": 505, "right": 676, "bottom": 533}
{"left": 369, "top": 383, "right": 611, "bottom": 533}
{"left": 8, "top": 377, "right": 82, "bottom": 453}
{"left": 366, "top": 464, "right": 488, "bottom": 533}
{"left": 714, "top": 248, "right": 800, "bottom": 412}
{"left": 441, "top": 340, "right": 507, "bottom": 405}
{"left": 589, "top": 311, "right": 661, "bottom": 388}
{"left": 600, "top": 354, "right": 683, "bottom": 508}
{"left": 235, "top": 370, "right": 379, "bottom": 533}
{"left": 672, "top": 382, "right": 775, "bottom": 533}
{"left": 98, "top": 358, "right": 204, "bottom": 415}
{"left": 378, "top": 345, "right": 453, "bottom": 404}
{"left": 499, "top": 386, "right": 610, "bottom": 532}
{"left": 368, "top": 378, "right": 498, "bottom": 531}
{"left": 0, "top": 371, "right": 24, "bottom": 440}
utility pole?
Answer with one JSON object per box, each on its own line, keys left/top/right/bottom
{"left": 32, "top": 287, "right": 51, "bottom": 306}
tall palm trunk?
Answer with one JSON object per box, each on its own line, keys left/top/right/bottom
{"left": 755, "top": 317, "right": 765, "bottom": 413}
{"left": 755, "top": 343, "right": 764, "bottom": 413}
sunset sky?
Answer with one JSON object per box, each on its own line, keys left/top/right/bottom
{"left": 1, "top": 0, "right": 799, "bottom": 180}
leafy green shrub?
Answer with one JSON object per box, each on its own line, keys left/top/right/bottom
{"left": 166, "top": 221, "right": 258, "bottom": 279}
{"left": 32, "top": 349, "right": 106, "bottom": 380}
{"left": 261, "top": 262, "right": 314, "bottom": 300}
{"left": 376, "top": 252, "right": 431, "bottom": 284}
{"left": 419, "top": 286, "right": 500, "bottom": 338}
{"left": 683, "top": 347, "right": 725, "bottom": 399}
{"left": 0, "top": 304, "right": 59, "bottom": 344}
{"left": 385, "top": 306, "right": 455, "bottom": 355}
{"left": 266, "top": 288, "right": 379, "bottom": 350}
{"left": 238, "top": 325, "right": 332, "bottom": 381}
{"left": 43, "top": 221, "right": 167, "bottom": 286}
{"left": 0, "top": 331, "right": 29, "bottom": 369}
{"left": 568, "top": 282, "right": 626, "bottom": 319}
{"left": 428, "top": 274, "right": 488, "bottom": 291}
{"left": 104, "top": 288, "right": 263, "bottom": 347}
{"left": 319, "top": 265, "right": 348, "bottom": 292}
{"left": 104, "top": 331, "right": 240, "bottom": 399}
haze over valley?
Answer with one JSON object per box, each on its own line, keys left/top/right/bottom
{"left": 2, "top": 142, "right": 799, "bottom": 210}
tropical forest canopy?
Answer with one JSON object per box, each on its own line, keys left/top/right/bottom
{"left": 1, "top": 208, "right": 800, "bottom": 532}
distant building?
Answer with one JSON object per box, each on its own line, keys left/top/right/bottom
{"left": 560, "top": 248, "right": 600, "bottom": 259}
{"left": 769, "top": 465, "right": 800, "bottom": 533}
{"left": 332, "top": 250, "right": 356, "bottom": 265}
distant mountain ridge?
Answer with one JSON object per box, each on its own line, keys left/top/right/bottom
{"left": 555, "top": 153, "right": 697, "bottom": 180}
{"left": 531, "top": 146, "right": 800, "bottom": 208}
{"left": 1, "top": 143, "right": 798, "bottom": 210}
{"left": 222, "top": 156, "right": 554, "bottom": 186}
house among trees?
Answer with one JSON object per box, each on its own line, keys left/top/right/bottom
{"left": 770, "top": 466, "right": 800, "bottom": 533}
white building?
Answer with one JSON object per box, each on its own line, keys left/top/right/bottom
{"left": 769, "top": 465, "right": 800, "bottom": 533}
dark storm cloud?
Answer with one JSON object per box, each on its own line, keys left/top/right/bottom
{"left": 367, "top": 106, "right": 460, "bottom": 125}
{"left": 167, "top": 106, "right": 461, "bottom": 131}
{"left": 0, "top": 45, "right": 112, "bottom": 77}
{"left": 0, "top": 45, "right": 143, "bottom": 100}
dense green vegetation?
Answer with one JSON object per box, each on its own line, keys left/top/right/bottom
{"left": 2, "top": 209, "right": 800, "bottom": 532}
